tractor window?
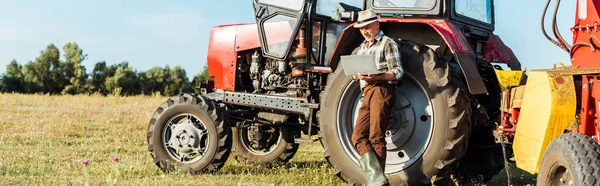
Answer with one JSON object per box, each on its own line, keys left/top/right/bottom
{"left": 316, "top": 0, "right": 364, "bottom": 16}
{"left": 263, "top": 15, "right": 299, "bottom": 58}
{"left": 455, "top": 0, "right": 493, "bottom": 24}
{"left": 312, "top": 22, "right": 322, "bottom": 62}
{"left": 257, "top": 0, "right": 304, "bottom": 11}
{"left": 322, "top": 23, "right": 347, "bottom": 64}
{"left": 373, "top": 0, "right": 436, "bottom": 9}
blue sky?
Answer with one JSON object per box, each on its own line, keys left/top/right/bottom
{"left": 0, "top": 0, "right": 575, "bottom": 79}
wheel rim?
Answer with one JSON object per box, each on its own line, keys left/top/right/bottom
{"left": 549, "top": 164, "right": 573, "bottom": 185}
{"left": 240, "top": 125, "right": 282, "bottom": 155}
{"left": 336, "top": 74, "right": 434, "bottom": 173}
{"left": 162, "top": 113, "right": 210, "bottom": 163}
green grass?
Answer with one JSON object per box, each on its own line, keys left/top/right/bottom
{"left": 0, "top": 93, "right": 344, "bottom": 185}
{"left": 0, "top": 93, "right": 536, "bottom": 185}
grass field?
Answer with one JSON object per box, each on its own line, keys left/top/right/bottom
{"left": 0, "top": 93, "right": 535, "bottom": 185}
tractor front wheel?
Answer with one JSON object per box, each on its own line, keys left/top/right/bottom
{"left": 537, "top": 132, "right": 600, "bottom": 186}
{"left": 147, "top": 93, "right": 232, "bottom": 173}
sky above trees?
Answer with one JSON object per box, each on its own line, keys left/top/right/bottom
{"left": 0, "top": 0, "right": 576, "bottom": 79}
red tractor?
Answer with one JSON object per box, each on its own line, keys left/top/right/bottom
{"left": 146, "top": 0, "right": 600, "bottom": 185}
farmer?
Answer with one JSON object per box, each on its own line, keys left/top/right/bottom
{"left": 350, "top": 9, "right": 403, "bottom": 186}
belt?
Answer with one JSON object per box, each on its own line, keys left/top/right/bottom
{"left": 368, "top": 80, "right": 397, "bottom": 86}
{"left": 363, "top": 81, "right": 397, "bottom": 90}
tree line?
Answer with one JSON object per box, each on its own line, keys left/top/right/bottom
{"left": 0, "top": 43, "right": 212, "bottom": 96}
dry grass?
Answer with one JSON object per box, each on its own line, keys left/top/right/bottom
{"left": 0, "top": 93, "right": 534, "bottom": 185}
{"left": 0, "top": 93, "right": 342, "bottom": 185}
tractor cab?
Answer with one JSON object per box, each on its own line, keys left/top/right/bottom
{"left": 253, "top": 0, "right": 495, "bottom": 63}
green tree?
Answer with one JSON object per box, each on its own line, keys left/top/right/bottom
{"left": 61, "top": 42, "right": 88, "bottom": 94}
{"left": 90, "top": 61, "right": 131, "bottom": 95}
{"left": 0, "top": 75, "right": 3, "bottom": 91}
{"left": 23, "top": 44, "right": 65, "bottom": 94}
{"left": 164, "top": 65, "right": 189, "bottom": 96}
{"left": 1, "top": 59, "right": 24, "bottom": 92}
{"left": 104, "top": 61, "right": 141, "bottom": 96}
{"left": 90, "top": 61, "right": 109, "bottom": 94}
{"left": 140, "top": 66, "right": 170, "bottom": 95}
{"left": 191, "top": 65, "right": 212, "bottom": 94}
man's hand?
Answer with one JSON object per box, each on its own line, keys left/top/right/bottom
{"left": 352, "top": 72, "right": 396, "bottom": 81}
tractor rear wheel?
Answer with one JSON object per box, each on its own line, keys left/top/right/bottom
{"left": 537, "top": 132, "right": 600, "bottom": 186}
{"left": 147, "top": 93, "right": 232, "bottom": 173}
{"left": 231, "top": 124, "right": 299, "bottom": 166}
{"left": 318, "top": 40, "right": 471, "bottom": 185}
{"left": 454, "top": 58, "right": 505, "bottom": 182}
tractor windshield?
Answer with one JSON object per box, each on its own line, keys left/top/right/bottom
{"left": 455, "top": 0, "right": 493, "bottom": 24}
{"left": 373, "top": 0, "right": 436, "bottom": 9}
{"left": 317, "top": 0, "right": 364, "bottom": 16}
{"left": 258, "top": 0, "right": 304, "bottom": 11}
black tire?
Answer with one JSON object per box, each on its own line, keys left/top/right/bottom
{"left": 455, "top": 118, "right": 505, "bottom": 182}
{"left": 537, "top": 132, "right": 600, "bottom": 186}
{"left": 231, "top": 124, "right": 299, "bottom": 166}
{"left": 456, "top": 61, "right": 505, "bottom": 182}
{"left": 474, "top": 61, "right": 502, "bottom": 120}
{"left": 147, "top": 93, "right": 232, "bottom": 173}
{"left": 318, "top": 40, "right": 471, "bottom": 185}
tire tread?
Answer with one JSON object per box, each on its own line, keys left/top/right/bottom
{"left": 318, "top": 40, "right": 471, "bottom": 185}
{"left": 147, "top": 93, "right": 231, "bottom": 173}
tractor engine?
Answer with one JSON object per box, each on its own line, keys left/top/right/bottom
{"left": 249, "top": 51, "right": 307, "bottom": 98}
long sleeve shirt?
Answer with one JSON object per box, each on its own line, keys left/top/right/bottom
{"left": 351, "top": 30, "right": 404, "bottom": 90}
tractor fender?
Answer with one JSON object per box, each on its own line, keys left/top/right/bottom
{"left": 327, "top": 19, "right": 488, "bottom": 95}
{"left": 483, "top": 34, "right": 522, "bottom": 70}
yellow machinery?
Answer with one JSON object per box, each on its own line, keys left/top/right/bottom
{"left": 494, "top": 66, "right": 600, "bottom": 185}
{"left": 490, "top": 0, "right": 600, "bottom": 184}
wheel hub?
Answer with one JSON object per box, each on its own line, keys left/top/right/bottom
{"left": 241, "top": 125, "right": 280, "bottom": 155}
{"left": 338, "top": 75, "right": 433, "bottom": 173}
{"left": 385, "top": 94, "right": 416, "bottom": 150}
{"left": 170, "top": 120, "right": 203, "bottom": 154}
{"left": 163, "top": 114, "right": 209, "bottom": 163}
{"left": 551, "top": 166, "right": 573, "bottom": 185}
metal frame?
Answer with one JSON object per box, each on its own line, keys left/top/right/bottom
{"left": 367, "top": 0, "right": 443, "bottom": 16}
{"left": 367, "top": 0, "right": 495, "bottom": 32}
{"left": 208, "top": 90, "right": 312, "bottom": 118}
{"left": 579, "top": 75, "right": 600, "bottom": 144}
{"left": 449, "top": 0, "right": 495, "bottom": 32}
{"left": 253, "top": 0, "right": 307, "bottom": 60}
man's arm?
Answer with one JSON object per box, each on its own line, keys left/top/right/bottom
{"left": 383, "top": 39, "right": 403, "bottom": 80}
{"left": 356, "top": 39, "right": 402, "bottom": 81}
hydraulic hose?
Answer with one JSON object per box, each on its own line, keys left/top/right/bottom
{"left": 570, "top": 35, "right": 600, "bottom": 57}
{"left": 541, "top": 0, "right": 570, "bottom": 52}
{"left": 552, "top": 0, "right": 572, "bottom": 50}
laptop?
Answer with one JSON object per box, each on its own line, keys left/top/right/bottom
{"left": 341, "top": 54, "right": 382, "bottom": 76}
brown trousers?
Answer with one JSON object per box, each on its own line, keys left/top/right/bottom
{"left": 352, "top": 83, "right": 396, "bottom": 161}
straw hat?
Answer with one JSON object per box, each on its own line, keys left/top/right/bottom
{"left": 354, "top": 9, "right": 380, "bottom": 28}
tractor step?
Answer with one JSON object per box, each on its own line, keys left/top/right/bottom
{"left": 294, "top": 138, "right": 317, "bottom": 144}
